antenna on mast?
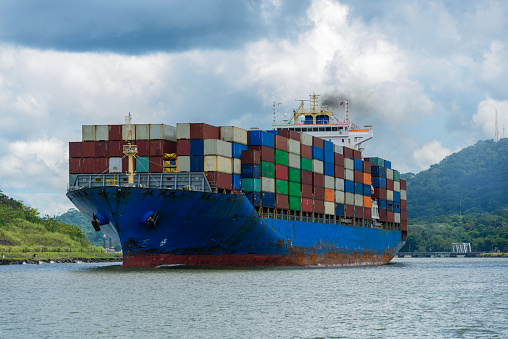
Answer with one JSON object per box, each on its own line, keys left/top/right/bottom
{"left": 495, "top": 109, "right": 499, "bottom": 142}
{"left": 273, "top": 101, "right": 281, "bottom": 125}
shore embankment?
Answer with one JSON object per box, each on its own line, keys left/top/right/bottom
{"left": 0, "top": 252, "right": 122, "bottom": 265}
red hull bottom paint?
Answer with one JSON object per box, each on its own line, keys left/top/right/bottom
{"left": 123, "top": 253, "right": 394, "bottom": 268}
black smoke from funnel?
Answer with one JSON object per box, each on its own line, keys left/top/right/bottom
{"left": 321, "top": 92, "right": 348, "bottom": 111}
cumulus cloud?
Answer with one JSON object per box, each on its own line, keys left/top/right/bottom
{"left": 472, "top": 98, "right": 508, "bottom": 139}
{"left": 412, "top": 140, "right": 464, "bottom": 171}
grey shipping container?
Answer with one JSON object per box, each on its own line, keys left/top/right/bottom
{"left": 82, "top": 125, "right": 95, "bottom": 141}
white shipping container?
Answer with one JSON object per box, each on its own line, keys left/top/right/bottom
{"left": 95, "top": 125, "right": 109, "bottom": 141}
{"left": 300, "top": 133, "right": 313, "bottom": 146}
{"left": 344, "top": 158, "right": 354, "bottom": 170}
{"left": 394, "top": 213, "right": 401, "bottom": 224}
{"left": 324, "top": 175, "right": 335, "bottom": 189}
{"left": 386, "top": 168, "right": 394, "bottom": 180}
{"left": 401, "top": 189, "right": 407, "bottom": 200}
{"left": 335, "top": 190, "right": 345, "bottom": 203}
{"left": 176, "top": 123, "right": 190, "bottom": 139}
{"left": 150, "top": 124, "right": 177, "bottom": 141}
{"left": 204, "top": 155, "right": 232, "bottom": 173}
{"left": 233, "top": 158, "right": 241, "bottom": 174}
{"left": 122, "top": 124, "right": 136, "bottom": 141}
{"left": 334, "top": 144, "right": 343, "bottom": 154}
{"left": 135, "top": 124, "right": 150, "bottom": 140}
{"left": 82, "top": 125, "right": 95, "bottom": 141}
{"left": 345, "top": 192, "right": 355, "bottom": 205}
{"left": 335, "top": 178, "right": 344, "bottom": 191}
{"left": 324, "top": 201, "right": 335, "bottom": 215}
{"left": 261, "top": 177, "right": 275, "bottom": 193}
{"left": 177, "top": 156, "right": 191, "bottom": 172}
{"left": 387, "top": 190, "right": 394, "bottom": 201}
{"left": 220, "top": 126, "right": 248, "bottom": 145}
{"left": 355, "top": 194, "right": 364, "bottom": 207}
{"left": 288, "top": 153, "right": 301, "bottom": 169}
{"left": 345, "top": 169, "right": 354, "bottom": 181}
{"left": 287, "top": 139, "right": 301, "bottom": 155}
{"left": 312, "top": 159, "right": 323, "bottom": 174}
{"left": 394, "top": 181, "right": 400, "bottom": 192}
{"left": 109, "top": 157, "right": 122, "bottom": 173}
{"left": 204, "top": 139, "right": 232, "bottom": 158}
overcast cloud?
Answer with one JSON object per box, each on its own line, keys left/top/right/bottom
{"left": 0, "top": 0, "right": 506, "bottom": 216}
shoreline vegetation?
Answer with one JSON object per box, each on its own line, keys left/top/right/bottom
{"left": 0, "top": 251, "right": 122, "bottom": 265}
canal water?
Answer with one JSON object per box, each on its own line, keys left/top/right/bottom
{"left": 1, "top": 257, "right": 507, "bottom": 338}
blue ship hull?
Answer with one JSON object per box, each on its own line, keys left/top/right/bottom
{"left": 67, "top": 186, "right": 405, "bottom": 268}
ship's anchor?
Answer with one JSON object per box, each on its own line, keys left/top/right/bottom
{"left": 141, "top": 211, "right": 159, "bottom": 229}
{"left": 91, "top": 214, "right": 101, "bottom": 232}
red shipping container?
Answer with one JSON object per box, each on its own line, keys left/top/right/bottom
{"left": 345, "top": 205, "right": 354, "bottom": 217}
{"left": 372, "top": 188, "right": 387, "bottom": 200}
{"left": 353, "top": 149, "right": 362, "bottom": 159}
{"left": 177, "top": 139, "right": 191, "bottom": 156}
{"left": 301, "top": 184, "right": 313, "bottom": 198}
{"left": 122, "top": 157, "right": 136, "bottom": 173}
{"left": 379, "top": 210, "right": 387, "bottom": 222}
{"left": 150, "top": 156, "right": 164, "bottom": 172}
{"left": 313, "top": 186, "right": 324, "bottom": 200}
{"left": 301, "top": 170, "right": 313, "bottom": 185}
{"left": 96, "top": 158, "right": 109, "bottom": 174}
{"left": 95, "top": 141, "right": 109, "bottom": 158}
{"left": 274, "top": 135, "right": 288, "bottom": 152}
{"left": 355, "top": 206, "right": 363, "bottom": 218}
{"left": 150, "top": 140, "right": 176, "bottom": 156}
{"left": 335, "top": 165, "right": 344, "bottom": 179}
{"left": 386, "top": 179, "right": 394, "bottom": 191}
{"left": 364, "top": 207, "right": 372, "bottom": 219}
{"left": 387, "top": 212, "right": 394, "bottom": 223}
{"left": 401, "top": 200, "right": 407, "bottom": 211}
{"left": 401, "top": 220, "right": 407, "bottom": 231}
{"left": 278, "top": 130, "right": 300, "bottom": 141}
{"left": 300, "top": 144, "right": 312, "bottom": 159}
{"left": 190, "top": 123, "right": 220, "bottom": 139}
{"left": 312, "top": 136, "right": 323, "bottom": 148}
{"left": 343, "top": 147, "right": 354, "bottom": 159}
{"left": 334, "top": 153, "right": 344, "bottom": 166}
{"left": 275, "top": 194, "right": 289, "bottom": 210}
{"left": 109, "top": 125, "right": 122, "bottom": 141}
{"left": 69, "top": 142, "right": 82, "bottom": 158}
{"left": 135, "top": 140, "right": 150, "bottom": 157}
{"left": 69, "top": 158, "right": 83, "bottom": 174}
{"left": 82, "top": 141, "right": 95, "bottom": 158}
{"left": 109, "top": 140, "right": 124, "bottom": 157}
{"left": 206, "top": 172, "right": 232, "bottom": 189}
{"left": 302, "top": 198, "right": 313, "bottom": 212}
{"left": 400, "top": 179, "right": 406, "bottom": 190}
{"left": 82, "top": 158, "right": 95, "bottom": 173}
{"left": 354, "top": 170, "right": 363, "bottom": 183}
{"left": 241, "top": 149, "right": 261, "bottom": 164}
{"left": 275, "top": 164, "right": 288, "bottom": 180}
{"left": 401, "top": 210, "right": 407, "bottom": 221}
{"left": 249, "top": 145, "right": 275, "bottom": 163}
{"left": 363, "top": 161, "right": 372, "bottom": 174}
{"left": 314, "top": 200, "right": 324, "bottom": 214}
{"left": 312, "top": 173, "right": 324, "bottom": 187}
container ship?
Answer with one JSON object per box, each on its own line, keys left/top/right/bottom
{"left": 67, "top": 94, "right": 407, "bottom": 268}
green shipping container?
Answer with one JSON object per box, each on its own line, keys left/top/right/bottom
{"left": 275, "top": 179, "right": 289, "bottom": 195}
{"left": 241, "top": 178, "right": 261, "bottom": 192}
{"left": 369, "top": 157, "right": 385, "bottom": 167}
{"left": 136, "top": 157, "right": 150, "bottom": 172}
{"left": 289, "top": 195, "right": 301, "bottom": 211}
{"left": 274, "top": 149, "right": 288, "bottom": 166}
{"left": 301, "top": 158, "right": 312, "bottom": 172}
{"left": 288, "top": 167, "right": 300, "bottom": 183}
{"left": 261, "top": 161, "right": 275, "bottom": 178}
{"left": 393, "top": 170, "right": 400, "bottom": 182}
{"left": 288, "top": 181, "right": 301, "bottom": 197}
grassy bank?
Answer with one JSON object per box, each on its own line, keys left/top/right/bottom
{"left": 0, "top": 250, "right": 122, "bottom": 265}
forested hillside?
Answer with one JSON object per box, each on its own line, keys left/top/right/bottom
{"left": 403, "top": 139, "right": 508, "bottom": 219}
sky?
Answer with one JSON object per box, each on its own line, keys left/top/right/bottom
{"left": 0, "top": 0, "right": 507, "bottom": 216}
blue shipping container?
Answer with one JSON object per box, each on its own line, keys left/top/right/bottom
{"left": 379, "top": 199, "right": 387, "bottom": 211}
{"left": 233, "top": 174, "right": 241, "bottom": 190}
{"left": 312, "top": 146, "right": 324, "bottom": 161}
{"left": 394, "top": 202, "right": 401, "bottom": 213}
{"left": 190, "top": 156, "right": 204, "bottom": 172}
{"left": 345, "top": 180, "right": 355, "bottom": 193}
{"left": 246, "top": 192, "right": 261, "bottom": 207}
{"left": 372, "top": 177, "right": 387, "bottom": 189}
{"left": 363, "top": 184, "right": 371, "bottom": 197}
{"left": 335, "top": 203, "right": 345, "bottom": 216}
{"left": 323, "top": 140, "right": 334, "bottom": 152}
{"left": 354, "top": 158, "right": 363, "bottom": 171}
{"left": 371, "top": 166, "right": 387, "bottom": 178}
{"left": 261, "top": 192, "right": 276, "bottom": 208}
{"left": 190, "top": 139, "right": 204, "bottom": 156}
{"left": 241, "top": 164, "right": 261, "bottom": 178}
{"left": 354, "top": 182, "right": 363, "bottom": 194}
{"left": 248, "top": 130, "right": 275, "bottom": 148}
{"left": 324, "top": 162, "right": 335, "bottom": 177}
{"left": 384, "top": 160, "right": 391, "bottom": 169}
{"left": 387, "top": 201, "right": 394, "bottom": 212}
{"left": 265, "top": 130, "right": 279, "bottom": 135}
{"left": 394, "top": 191, "right": 401, "bottom": 202}
{"left": 324, "top": 149, "right": 334, "bottom": 164}
{"left": 232, "top": 142, "right": 248, "bottom": 159}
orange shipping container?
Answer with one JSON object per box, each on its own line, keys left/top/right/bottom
{"left": 324, "top": 188, "right": 335, "bottom": 202}
{"left": 363, "top": 196, "right": 372, "bottom": 208}
{"left": 363, "top": 173, "right": 371, "bottom": 185}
